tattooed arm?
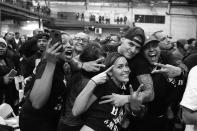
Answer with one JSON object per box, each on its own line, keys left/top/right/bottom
{"left": 137, "top": 74, "right": 154, "bottom": 103}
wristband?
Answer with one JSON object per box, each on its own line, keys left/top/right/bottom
{"left": 91, "top": 79, "right": 97, "bottom": 86}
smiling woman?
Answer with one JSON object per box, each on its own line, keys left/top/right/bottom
{"left": 72, "top": 52, "right": 131, "bottom": 131}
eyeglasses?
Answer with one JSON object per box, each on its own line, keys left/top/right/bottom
{"left": 62, "top": 40, "right": 73, "bottom": 46}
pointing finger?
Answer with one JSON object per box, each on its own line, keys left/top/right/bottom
{"left": 104, "top": 65, "right": 114, "bottom": 74}
{"left": 101, "top": 95, "right": 113, "bottom": 99}
{"left": 136, "top": 84, "right": 143, "bottom": 95}
{"left": 154, "top": 63, "right": 166, "bottom": 68}
{"left": 151, "top": 69, "right": 166, "bottom": 74}
{"left": 99, "top": 99, "right": 113, "bottom": 104}
{"left": 95, "top": 57, "right": 105, "bottom": 63}
{"left": 129, "top": 84, "right": 133, "bottom": 94}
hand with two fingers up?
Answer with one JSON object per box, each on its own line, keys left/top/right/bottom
{"left": 129, "top": 84, "right": 145, "bottom": 111}
{"left": 82, "top": 57, "right": 106, "bottom": 72}
{"left": 151, "top": 62, "right": 182, "bottom": 78}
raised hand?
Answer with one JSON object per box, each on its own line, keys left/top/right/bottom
{"left": 91, "top": 65, "right": 114, "bottom": 85}
{"left": 151, "top": 63, "right": 182, "bottom": 78}
{"left": 82, "top": 57, "right": 106, "bottom": 72}
{"left": 3, "top": 73, "right": 13, "bottom": 84}
{"left": 129, "top": 84, "right": 144, "bottom": 111}
{"left": 45, "top": 42, "right": 62, "bottom": 64}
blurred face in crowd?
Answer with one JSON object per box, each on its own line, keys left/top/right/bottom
{"left": 155, "top": 32, "right": 172, "bottom": 50}
{"left": 109, "top": 57, "right": 130, "bottom": 86}
{"left": 20, "top": 35, "right": 27, "bottom": 43}
{"left": 0, "top": 42, "right": 7, "bottom": 56}
{"left": 108, "top": 35, "right": 120, "bottom": 46}
{"left": 143, "top": 41, "right": 161, "bottom": 65}
{"left": 59, "top": 34, "right": 74, "bottom": 60}
{"left": 73, "top": 32, "right": 89, "bottom": 53}
{"left": 118, "top": 38, "right": 141, "bottom": 59}
{"left": 190, "top": 39, "right": 197, "bottom": 49}
{"left": 33, "top": 29, "right": 44, "bottom": 36}
{"left": 37, "top": 37, "right": 48, "bottom": 52}
{"left": 5, "top": 32, "right": 14, "bottom": 41}
{"left": 15, "top": 33, "right": 20, "bottom": 39}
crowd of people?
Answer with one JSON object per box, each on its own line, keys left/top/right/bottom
{"left": 75, "top": 12, "right": 128, "bottom": 25}
{"left": 0, "top": 26, "right": 197, "bottom": 131}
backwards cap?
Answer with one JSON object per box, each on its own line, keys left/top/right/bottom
{"left": 124, "top": 27, "right": 145, "bottom": 47}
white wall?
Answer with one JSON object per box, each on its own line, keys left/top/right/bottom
{"left": 50, "top": 2, "right": 197, "bottom": 40}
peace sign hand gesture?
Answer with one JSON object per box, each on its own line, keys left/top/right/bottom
{"left": 83, "top": 57, "right": 106, "bottom": 72}
{"left": 151, "top": 63, "right": 182, "bottom": 78}
{"left": 91, "top": 65, "right": 114, "bottom": 85}
{"left": 129, "top": 84, "right": 145, "bottom": 111}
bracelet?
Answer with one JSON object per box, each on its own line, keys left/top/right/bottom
{"left": 91, "top": 79, "right": 97, "bottom": 86}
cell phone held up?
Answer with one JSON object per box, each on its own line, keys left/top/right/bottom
{"left": 50, "top": 30, "right": 64, "bottom": 52}
{"left": 8, "top": 69, "right": 17, "bottom": 78}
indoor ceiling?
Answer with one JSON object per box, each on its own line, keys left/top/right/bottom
{"left": 48, "top": 0, "right": 196, "bottom": 3}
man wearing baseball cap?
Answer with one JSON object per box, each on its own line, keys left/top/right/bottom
{"left": 100, "top": 27, "right": 155, "bottom": 121}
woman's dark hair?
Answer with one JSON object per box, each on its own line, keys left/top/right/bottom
{"left": 79, "top": 41, "right": 105, "bottom": 62}
{"left": 104, "top": 52, "right": 124, "bottom": 70}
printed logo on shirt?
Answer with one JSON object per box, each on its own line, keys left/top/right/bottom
{"left": 104, "top": 106, "right": 124, "bottom": 131}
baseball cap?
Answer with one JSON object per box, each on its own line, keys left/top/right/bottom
{"left": 124, "top": 27, "right": 145, "bottom": 47}
{"left": 143, "top": 36, "right": 160, "bottom": 49}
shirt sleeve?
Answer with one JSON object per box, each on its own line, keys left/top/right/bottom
{"left": 180, "top": 66, "right": 197, "bottom": 111}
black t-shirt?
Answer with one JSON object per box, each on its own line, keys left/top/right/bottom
{"left": 148, "top": 72, "right": 173, "bottom": 116}
{"left": 127, "top": 53, "right": 151, "bottom": 91}
{"left": 85, "top": 79, "right": 126, "bottom": 131}
{"left": 183, "top": 52, "right": 197, "bottom": 71}
{"left": 20, "top": 59, "right": 67, "bottom": 121}
{"left": 146, "top": 51, "right": 179, "bottom": 116}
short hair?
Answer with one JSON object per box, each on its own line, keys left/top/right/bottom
{"left": 15, "top": 32, "right": 20, "bottom": 35}
{"left": 79, "top": 42, "right": 105, "bottom": 62}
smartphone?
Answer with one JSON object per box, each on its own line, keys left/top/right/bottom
{"left": 50, "top": 30, "right": 62, "bottom": 45}
{"left": 50, "top": 30, "right": 63, "bottom": 52}
{"left": 8, "top": 69, "right": 17, "bottom": 78}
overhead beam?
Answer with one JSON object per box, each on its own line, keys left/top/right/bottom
{"left": 0, "top": 1, "right": 51, "bottom": 21}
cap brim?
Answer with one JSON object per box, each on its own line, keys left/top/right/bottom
{"left": 144, "top": 39, "right": 160, "bottom": 47}
{"left": 130, "top": 40, "right": 141, "bottom": 47}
